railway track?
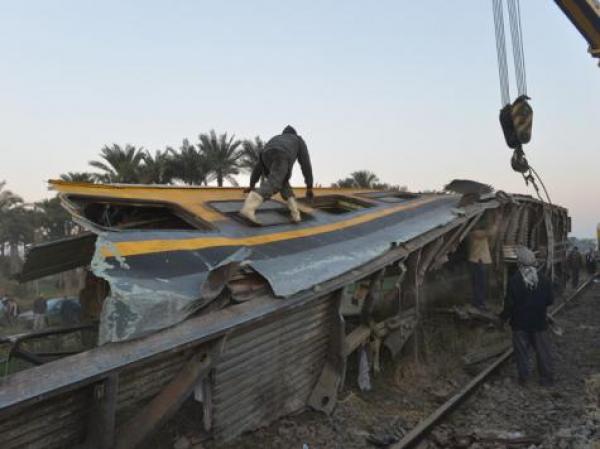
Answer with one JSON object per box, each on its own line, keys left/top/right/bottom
{"left": 390, "top": 274, "right": 599, "bottom": 449}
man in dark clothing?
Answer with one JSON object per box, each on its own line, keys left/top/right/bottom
{"left": 241, "top": 125, "right": 314, "bottom": 224}
{"left": 585, "top": 249, "right": 597, "bottom": 275}
{"left": 2, "top": 296, "right": 18, "bottom": 326}
{"left": 33, "top": 296, "right": 48, "bottom": 330}
{"left": 568, "top": 246, "right": 583, "bottom": 288}
{"left": 500, "top": 246, "right": 554, "bottom": 386}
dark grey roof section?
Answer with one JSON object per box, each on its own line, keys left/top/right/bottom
{"left": 251, "top": 199, "right": 463, "bottom": 297}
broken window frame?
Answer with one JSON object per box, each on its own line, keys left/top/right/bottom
{"left": 297, "top": 195, "right": 374, "bottom": 215}
{"left": 62, "top": 195, "right": 213, "bottom": 232}
{"left": 209, "top": 200, "right": 311, "bottom": 227}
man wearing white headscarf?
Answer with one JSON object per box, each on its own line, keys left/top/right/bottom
{"left": 500, "top": 246, "right": 555, "bottom": 386}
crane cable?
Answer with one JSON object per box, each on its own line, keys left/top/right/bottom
{"left": 491, "top": 0, "right": 553, "bottom": 207}
{"left": 507, "top": 0, "right": 528, "bottom": 97}
{"left": 492, "top": 0, "right": 510, "bottom": 106}
{"left": 492, "top": 0, "right": 528, "bottom": 105}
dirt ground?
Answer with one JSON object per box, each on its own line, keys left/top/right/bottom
{"left": 442, "top": 279, "right": 600, "bottom": 449}
{"left": 162, "top": 277, "right": 599, "bottom": 449}
{"left": 164, "top": 355, "right": 473, "bottom": 449}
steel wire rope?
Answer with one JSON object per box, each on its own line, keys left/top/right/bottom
{"left": 515, "top": 0, "right": 528, "bottom": 95}
{"left": 507, "top": 0, "right": 525, "bottom": 96}
{"left": 492, "top": 0, "right": 511, "bottom": 105}
{"left": 529, "top": 165, "right": 553, "bottom": 206}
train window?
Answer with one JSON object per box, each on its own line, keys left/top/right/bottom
{"left": 65, "top": 196, "right": 209, "bottom": 231}
{"left": 210, "top": 200, "right": 309, "bottom": 226}
{"left": 299, "top": 195, "right": 373, "bottom": 214}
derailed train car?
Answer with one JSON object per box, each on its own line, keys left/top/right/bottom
{"left": 0, "top": 180, "right": 570, "bottom": 449}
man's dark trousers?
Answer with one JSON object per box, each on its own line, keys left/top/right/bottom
{"left": 470, "top": 261, "right": 488, "bottom": 308}
{"left": 571, "top": 268, "right": 580, "bottom": 288}
{"left": 257, "top": 148, "right": 293, "bottom": 200}
{"left": 512, "top": 330, "right": 554, "bottom": 384}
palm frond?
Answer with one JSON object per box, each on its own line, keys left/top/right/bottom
{"left": 60, "top": 172, "right": 96, "bottom": 183}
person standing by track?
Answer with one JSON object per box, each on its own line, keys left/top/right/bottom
{"left": 466, "top": 218, "right": 497, "bottom": 311}
{"left": 32, "top": 296, "right": 48, "bottom": 330}
{"left": 500, "top": 246, "right": 555, "bottom": 386}
{"left": 568, "top": 246, "right": 583, "bottom": 288}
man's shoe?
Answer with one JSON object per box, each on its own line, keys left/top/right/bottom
{"left": 287, "top": 197, "right": 301, "bottom": 223}
{"left": 240, "top": 191, "right": 264, "bottom": 224}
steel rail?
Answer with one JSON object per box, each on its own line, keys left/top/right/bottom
{"left": 390, "top": 274, "right": 598, "bottom": 449}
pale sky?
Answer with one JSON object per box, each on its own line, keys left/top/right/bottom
{"left": 1, "top": 1, "right": 598, "bottom": 237}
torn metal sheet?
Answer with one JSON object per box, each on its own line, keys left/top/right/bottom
{"left": 89, "top": 195, "right": 463, "bottom": 343}
{"left": 18, "top": 233, "right": 97, "bottom": 282}
{"left": 95, "top": 236, "right": 251, "bottom": 344}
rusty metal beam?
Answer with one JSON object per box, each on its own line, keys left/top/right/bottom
{"left": 361, "top": 269, "right": 385, "bottom": 324}
{"left": 332, "top": 288, "right": 348, "bottom": 391}
{"left": 343, "top": 326, "right": 371, "bottom": 357}
{"left": 115, "top": 351, "right": 212, "bottom": 449}
{"left": 308, "top": 288, "right": 347, "bottom": 414}
{"left": 383, "top": 308, "right": 417, "bottom": 359}
{"left": 430, "top": 212, "right": 484, "bottom": 271}
{"left": 417, "top": 237, "right": 445, "bottom": 280}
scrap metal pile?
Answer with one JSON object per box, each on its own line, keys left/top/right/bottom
{"left": 0, "top": 180, "right": 570, "bottom": 449}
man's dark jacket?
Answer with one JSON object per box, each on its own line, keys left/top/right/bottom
{"left": 249, "top": 133, "right": 313, "bottom": 189}
{"left": 500, "top": 271, "right": 554, "bottom": 332}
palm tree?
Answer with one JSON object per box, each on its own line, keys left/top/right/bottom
{"left": 0, "top": 183, "right": 28, "bottom": 268}
{"left": 349, "top": 170, "right": 380, "bottom": 188}
{"left": 60, "top": 172, "right": 97, "bottom": 183}
{"left": 331, "top": 177, "right": 356, "bottom": 188}
{"left": 372, "top": 182, "right": 408, "bottom": 192}
{"left": 167, "top": 139, "right": 212, "bottom": 186}
{"left": 239, "top": 136, "right": 264, "bottom": 173}
{"left": 140, "top": 150, "right": 173, "bottom": 184}
{"left": 198, "top": 130, "right": 242, "bottom": 187}
{"left": 0, "top": 181, "right": 23, "bottom": 211}
{"left": 89, "top": 144, "right": 146, "bottom": 183}
{"left": 34, "top": 197, "right": 75, "bottom": 240}
{"left": 0, "top": 206, "right": 35, "bottom": 271}
{"left": 332, "top": 171, "right": 380, "bottom": 188}
{"left": 0, "top": 181, "right": 23, "bottom": 259}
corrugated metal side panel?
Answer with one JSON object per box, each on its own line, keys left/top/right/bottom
{"left": 212, "top": 295, "right": 334, "bottom": 441}
{"left": 517, "top": 207, "right": 530, "bottom": 245}
{"left": 116, "top": 350, "right": 190, "bottom": 421}
{"left": 504, "top": 205, "right": 524, "bottom": 245}
{"left": 0, "top": 389, "right": 88, "bottom": 449}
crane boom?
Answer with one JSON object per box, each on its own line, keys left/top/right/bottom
{"left": 555, "top": 0, "right": 600, "bottom": 60}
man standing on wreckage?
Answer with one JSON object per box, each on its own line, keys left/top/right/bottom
{"left": 240, "top": 125, "right": 314, "bottom": 224}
